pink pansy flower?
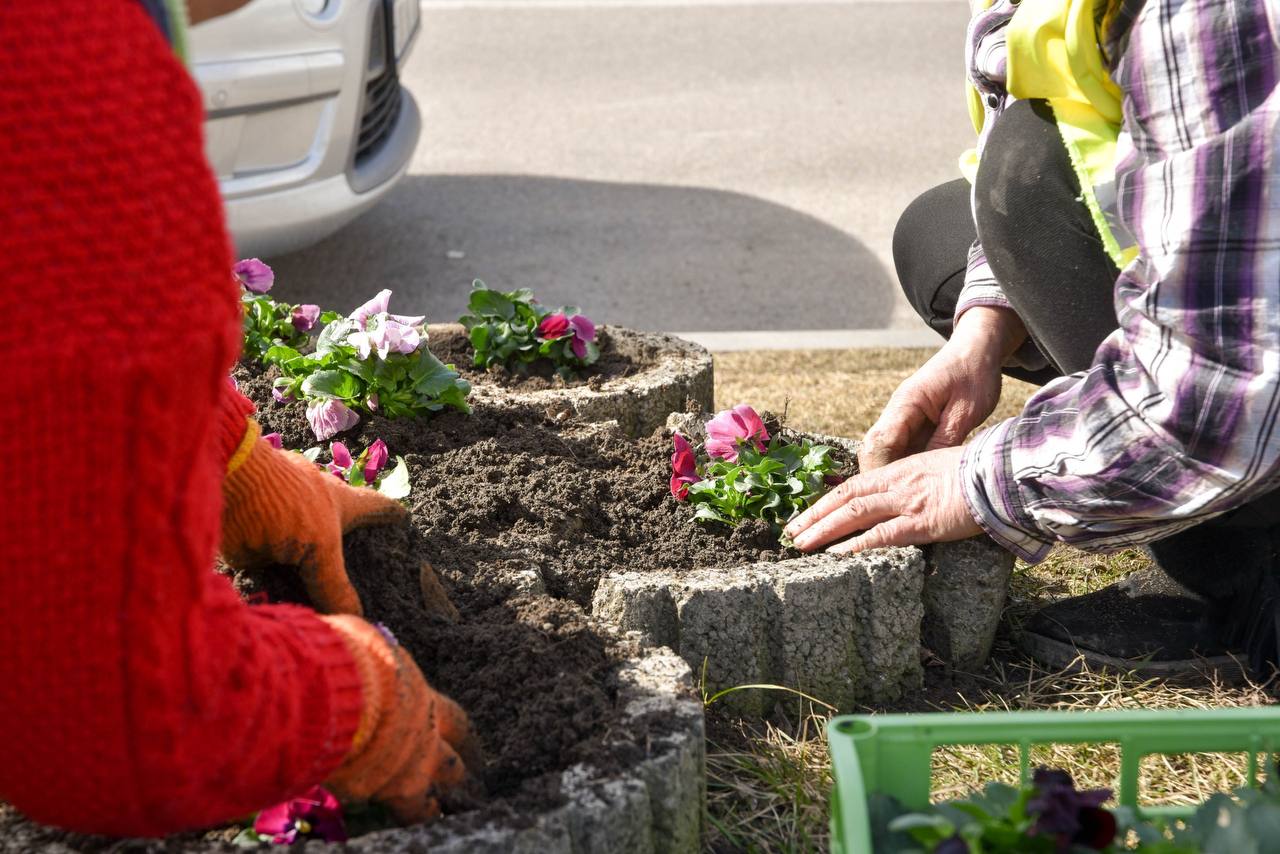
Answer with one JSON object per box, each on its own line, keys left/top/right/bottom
{"left": 291, "top": 304, "right": 321, "bottom": 333}
{"left": 272, "top": 385, "right": 295, "bottom": 404}
{"left": 704, "top": 404, "right": 769, "bottom": 462}
{"left": 568, "top": 314, "right": 596, "bottom": 358}
{"left": 233, "top": 258, "right": 274, "bottom": 294}
{"left": 669, "top": 433, "right": 701, "bottom": 499}
{"left": 352, "top": 316, "right": 422, "bottom": 359}
{"left": 538, "top": 313, "right": 570, "bottom": 339}
{"left": 306, "top": 398, "right": 360, "bottom": 441}
{"left": 262, "top": 432, "right": 283, "bottom": 450}
{"left": 327, "top": 441, "right": 353, "bottom": 479}
{"left": 253, "top": 785, "right": 347, "bottom": 845}
{"left": 367, "top": 393, "right": 379, "bottom": 412}
{"left": 350, "top": 289, "right": 425, "bottom": 329}
{"left": 363, "top": 439, "right": 390, "bottom": 484}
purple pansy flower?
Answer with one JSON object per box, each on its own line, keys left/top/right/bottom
{"left": 253, "top": 785, "right": 347, "bottom": 845}
{"left": 233, "top": 258, "right": 274, "bottom": 294}
{"left": 262, "top": 432, "right": 283, "bottom": 450}
{"left": 272, "top": 385, "right": 295, "bottom": 404}
{"left": 704, "top": 404, "right": 769, "bottom": 462}
{"left": 669, "top": 433, "right": 701, "bottom": 499}
{"left": 291, "top": 304, "right": 321, "bottom": 333}
{"left": 1027, "top": 767, "right": 1116, "bottom": 852}
{"left": 306, "top": 398, "right": 360, "bottom": 441}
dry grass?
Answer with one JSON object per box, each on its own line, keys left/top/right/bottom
{"left": 703, "top": 349, "right": 1279, "bottom": 853}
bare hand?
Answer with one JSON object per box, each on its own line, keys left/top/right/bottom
{"left": 784, "top": 446, "right": 981, "bottom": 554}
{"left": 859, "top": 307, "right": 1025, "bottom": 471}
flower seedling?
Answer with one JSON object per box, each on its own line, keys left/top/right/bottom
{"left": 267, "top": 289, "right": 471, "bottom": 440}
{"left": 234, "top": 785, "right": 347, "bottom": 846}
{"left": 235, "top": 259, "right": 334, "bottom": 361}
{"left": 670, "top": 404, "right": 842, "bottom": 534}
{"left": 323, "top": 439, "right": 411, "bottom": 499}
{"left": 458, "top": 281, "right": 599, "bottom": 379}
{"left": 879, "top": 768, "right": 1119, "bottom": 853}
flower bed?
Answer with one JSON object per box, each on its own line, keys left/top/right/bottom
{"left": 429, "top": 322, "right": 714, "bottom": 438}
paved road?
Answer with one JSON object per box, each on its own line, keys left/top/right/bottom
{"left": 269, "top": 0, "right": 973, "bottom": 342}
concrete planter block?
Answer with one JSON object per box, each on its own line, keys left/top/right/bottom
{"left": 433, "top": 323, "right": 715, "bottom": 437}
{"left": 2, "top": 650, "right": 705, "bottom": 854}
{"left": 922, "top": 537, "right": 1016, "bottom": 671}
{"left": 593, "top": 549, "right": 925, "bottom": 715}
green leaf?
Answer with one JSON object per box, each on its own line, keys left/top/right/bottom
{"left": 302, "top": 369, "right": 361, "bottom": 401}
{"left": 316, "top": 317, "right": 358, "bottom": 356}
{"left": 470, "top": 324, "right": 490, "bottom": 352}
{"left": 468, "top": 287, "right": 515, "bottom": 320}
{"left": 231, "top": 827, "right": 265, "bottom": 848}
{"left": 693, "top": 505, "right": 732, "bottom": 525}
{"left": 376, "top": 456, "right": 412, "bottom": 499}
{"left": 301, "top": 446, "right": 322, "bottom": 462}
{"left": 888, "top": 813, "right": 954, "bottom": 834}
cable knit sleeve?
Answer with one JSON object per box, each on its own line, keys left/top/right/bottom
{"left": 0, "top": 1, "right": 363, "bottom": 837}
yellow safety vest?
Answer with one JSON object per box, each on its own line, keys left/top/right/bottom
{"left": 963, "top": 0, "right": 1137, "bottom": 267}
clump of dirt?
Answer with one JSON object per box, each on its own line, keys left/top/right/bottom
{"left": 430, "top": 324, "right": 636, "bottom": 391}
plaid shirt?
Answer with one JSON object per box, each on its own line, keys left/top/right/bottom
{"left": 960, "top": 0, "right": 1280, "bottom": 562}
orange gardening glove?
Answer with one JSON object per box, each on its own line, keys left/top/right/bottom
{"left": 321, "top": 615, "right": 472, "bottom": 823}
{"left": 221, "top": 420, "right": 407, "bottom": 616}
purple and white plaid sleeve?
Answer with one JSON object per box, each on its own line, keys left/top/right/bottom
{"left": 962, "top": 0, "right": 1280, "bottom": 562}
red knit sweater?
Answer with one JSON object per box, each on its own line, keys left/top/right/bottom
{"left": 0, "top": 1, "right": 363, "bottom": 837}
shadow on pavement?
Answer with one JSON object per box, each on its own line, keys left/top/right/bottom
{"left": 267, "top": 174, "right": 896, "bottom": 332}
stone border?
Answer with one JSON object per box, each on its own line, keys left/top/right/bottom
{"left": 432, "top": 323, "right": 715, "bottom": 438}
{"left": 594, "top": 550, "right": 926, "bottom": 716}
{"left": 1, "top": 649, "right": 704, "bottom": 854}
{"left": 588, "top": 422, "right": 1016, "bottom": 714}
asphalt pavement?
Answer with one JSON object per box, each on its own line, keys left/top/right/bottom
{"left": 268, "top": 0, "right": 973, "bottom": 346}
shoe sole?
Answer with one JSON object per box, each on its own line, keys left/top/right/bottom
{"left": 1019, "top": 630, "right": 1247, "bottom": 683}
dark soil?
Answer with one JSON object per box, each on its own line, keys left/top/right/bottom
{"left": 431, "top": 324, "right": 637, "bottom": 391}
{"left": 235, "top": 364, "right": 827, "bottom": 606}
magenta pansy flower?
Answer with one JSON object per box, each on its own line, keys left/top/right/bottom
{"left": 253, "top": 785, "right": 347, "bottom": 845}
{"left": 233, "top": 258, "right": 274, "bottom": 294}
{"left": 363, "top": 439, "right": 390, "bottom": 484}
{"left": 306, "top": 398, "right": 360, "bottom": 441}
{"left": 539, "top": 313, "right": 596, "bottom": 358}
{"left": 568, "top": 314, "right": 596, "bottom": 358}
{"left": 327, "top": 441, "right": 353, "bottom": 478}
{"left": 538, "top": 313, "right": 570, "bottom": 339}
{"left": 704, "top": 404, "right": 769, "bottom": 462}
{"left": 291, "top": 304, "right": 321, "bottom": 333}
{"left": 669, "top": 433, "right": 701, "bottom": 499}
{"left": 262, "top": 432, "right": 283, "bottom": 450}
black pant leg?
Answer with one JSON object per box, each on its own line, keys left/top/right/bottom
{"left": 973, "top": 99, "right": 1121, "bottom": 375}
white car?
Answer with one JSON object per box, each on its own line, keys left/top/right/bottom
{"left": 189, "top": 0, "right": 421, "bottom": 257}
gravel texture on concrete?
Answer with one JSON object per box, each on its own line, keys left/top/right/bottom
{"left": 922, "top": 539, "right": 1017, "bottom": 672}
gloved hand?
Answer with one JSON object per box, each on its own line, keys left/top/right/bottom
{"left": 222, "top": 419, "right": 407, "bottom": 616}
{"left": 321, "top": 615, "right": 473, "bottom": 823}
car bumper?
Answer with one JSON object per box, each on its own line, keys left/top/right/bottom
{"left": 224, "top": 87, "right": 420, "bottom": 258}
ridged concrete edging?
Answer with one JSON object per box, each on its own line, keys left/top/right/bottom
{"left": 431, "top": 323, "right": 715, "bottom": 438}
{"left": 0, "top": 649, "right": 705, "bottom": 854}
{"left": 589, "top": 421, "right": 1016, "bottom": 714}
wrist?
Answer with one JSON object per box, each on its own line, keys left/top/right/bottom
{"left": 951, "top": 306, "right": 1027, "bottom": 364}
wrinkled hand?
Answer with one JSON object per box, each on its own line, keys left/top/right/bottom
{"left": 859, "top": 307, "right": 1023, "bottom": 471}
{"left": 322, "top": 616, "right": 477, "bottom": 824}
{"left": 222, "top": 422, "right": 407, "bottom": 616}
{"left": 784, "top": 446, "right": 981, "bottom": 554}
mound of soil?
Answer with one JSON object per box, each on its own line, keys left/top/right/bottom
{"left": 431, "top": 324, "right": 636, "bottom": 392}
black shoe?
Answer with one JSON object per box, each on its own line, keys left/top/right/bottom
{"left": 1017, "top": 567, "right": 1244, "bottom": 679}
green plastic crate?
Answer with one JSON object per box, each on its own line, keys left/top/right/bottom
{"left": 828, "top": 707, "right": 1280, "bottom": 853}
